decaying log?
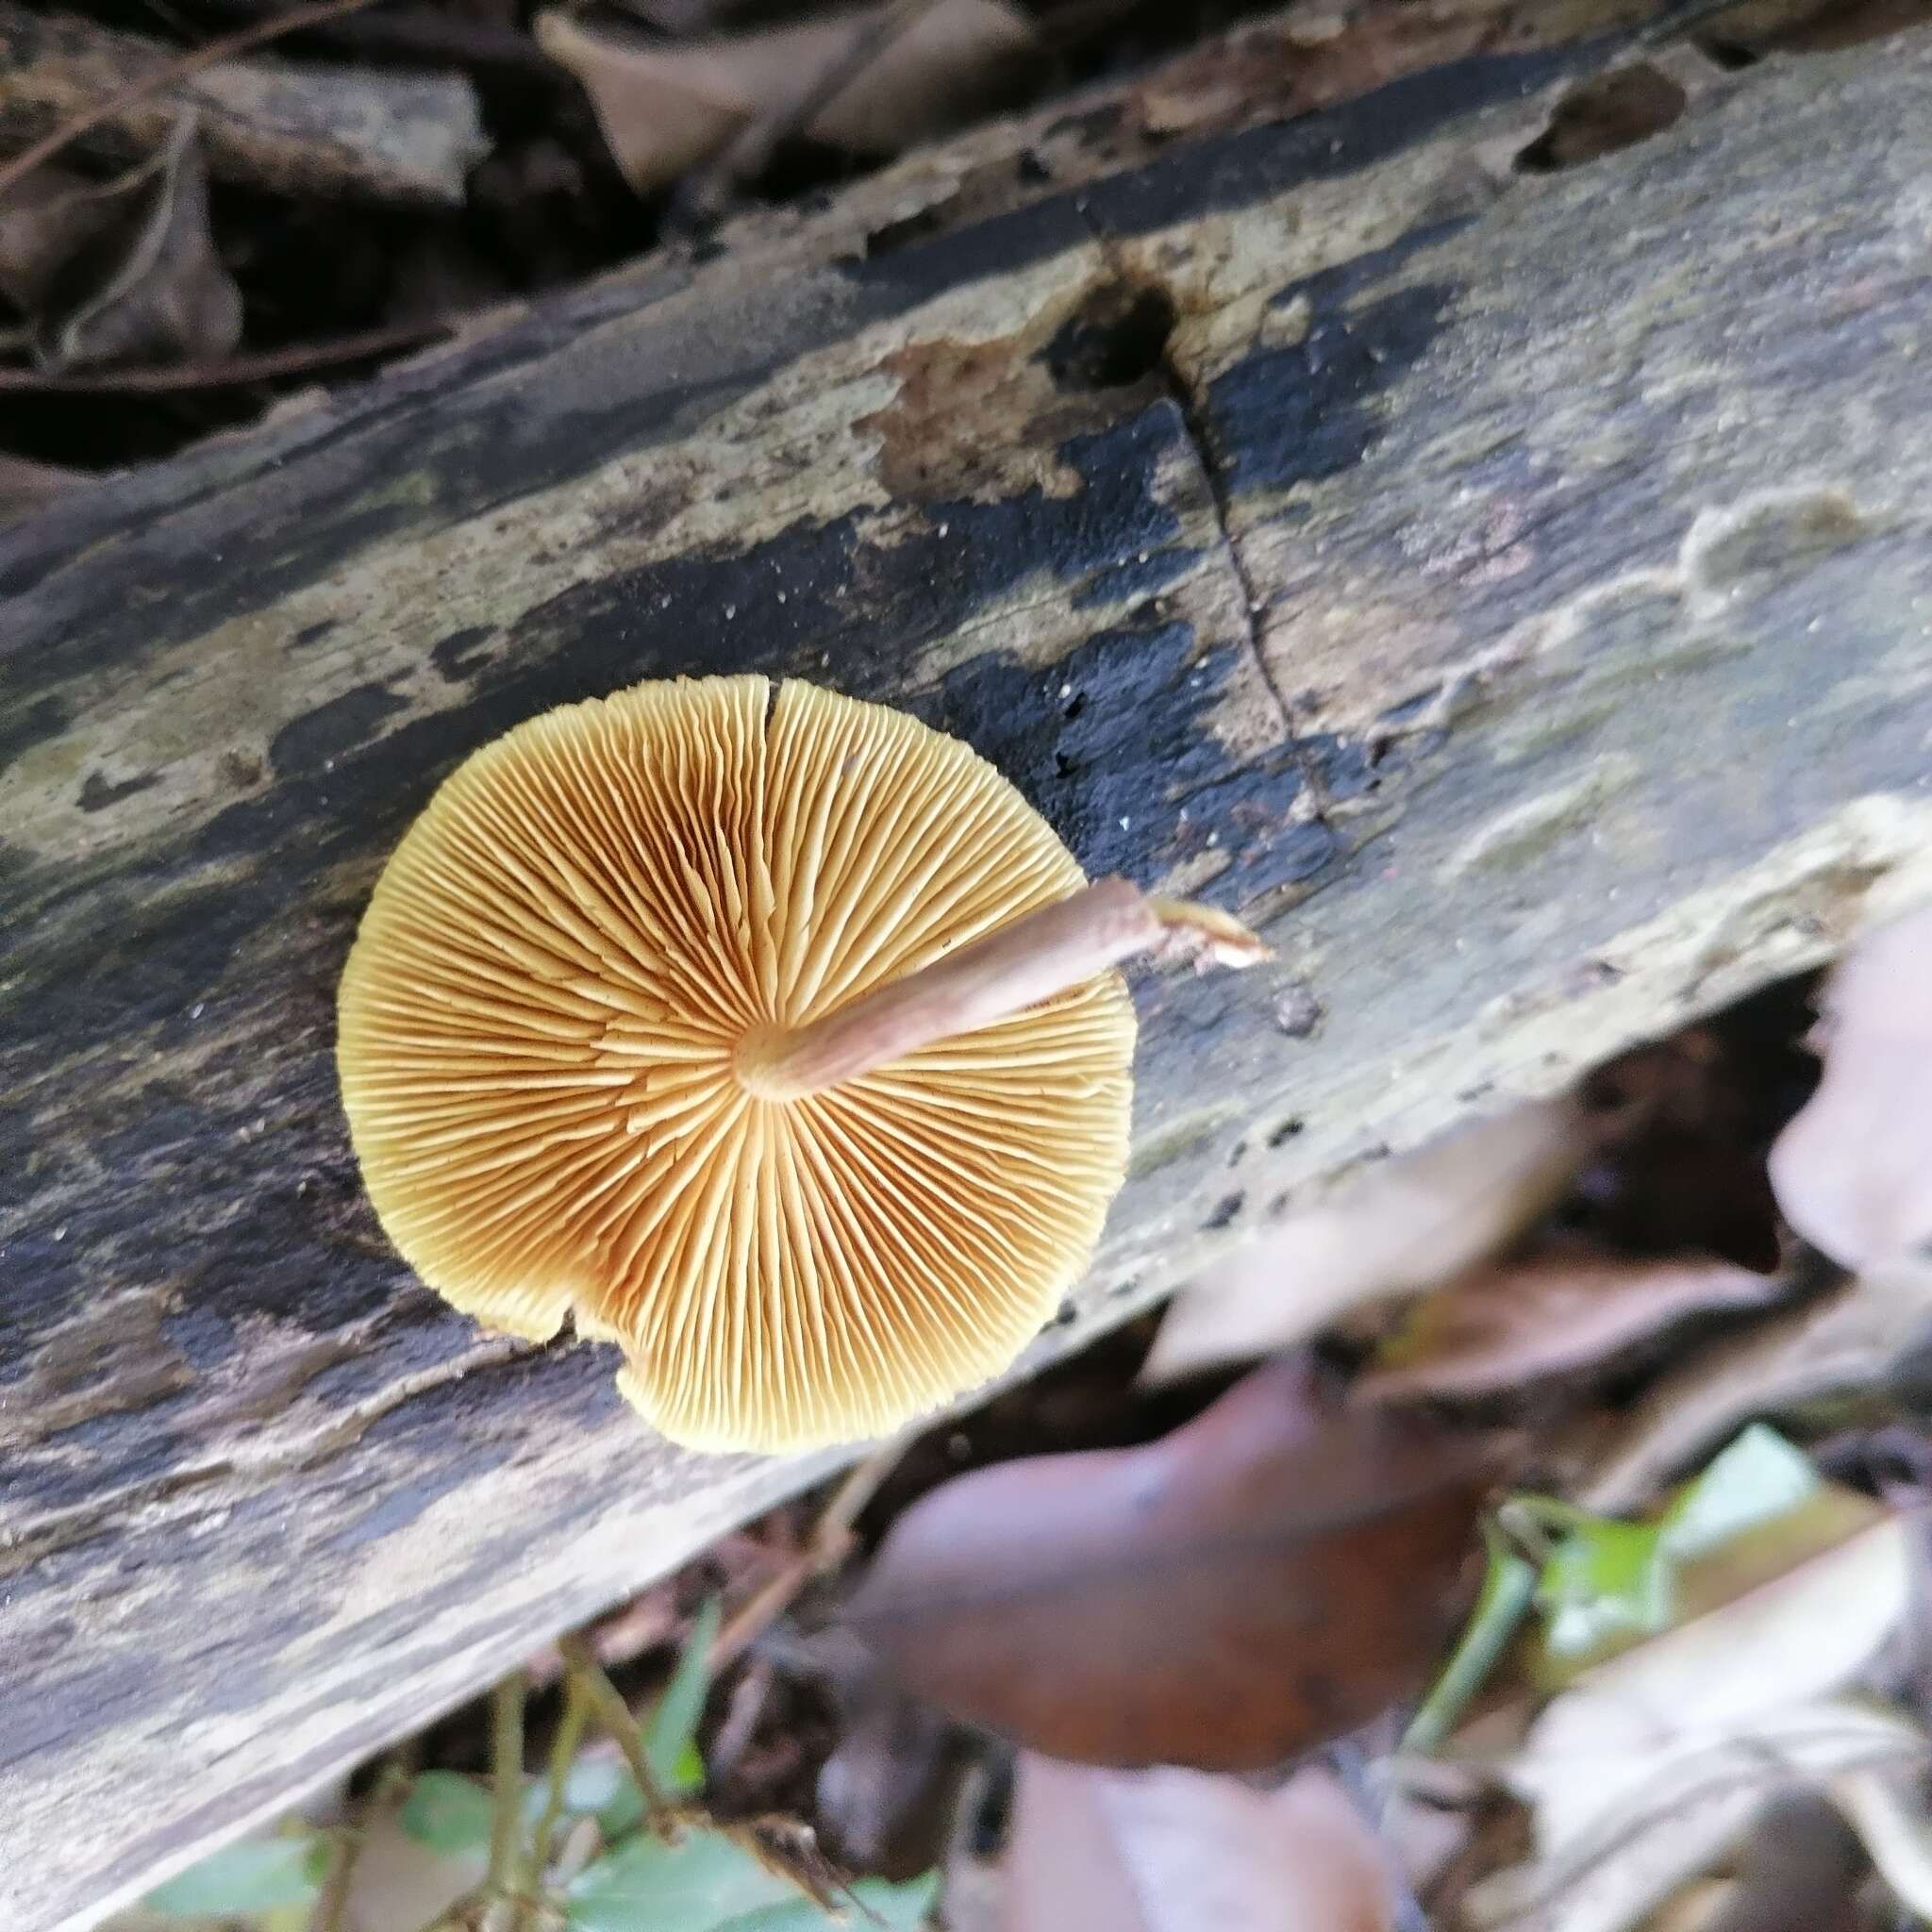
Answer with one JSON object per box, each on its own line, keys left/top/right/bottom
{"left": 0, "top": 1, "right": 489, "bottom": 207}
{"left": 6, "top": 6, "right": 1932, "bottom": 1927}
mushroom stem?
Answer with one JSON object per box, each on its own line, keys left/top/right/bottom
{"left": 735, "top": 876, "right": 1266, "bottom": 1101}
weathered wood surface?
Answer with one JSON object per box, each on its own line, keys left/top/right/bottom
{"left": 8, "top": 12, "right": 1932, "bottom": 1927}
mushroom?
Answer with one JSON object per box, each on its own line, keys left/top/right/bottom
{"left": 338, "top": 675, "right": 1262, "bottom": 1452}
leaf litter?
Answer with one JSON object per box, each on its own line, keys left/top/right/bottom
{"left": 125, "top": 927, "right": 1932, "bottom": 1932}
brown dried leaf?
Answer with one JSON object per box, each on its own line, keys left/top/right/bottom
{"left": 1142, "top": 1099, "right": 1589, "bottom": 1386}
{"left": 1769, "top": 908, "right": 1932, "bottom": 1271}
{"left": 1477, "top": 1513, "right": 1913, "bottom": 1932}
{"left": 841, "top": 1357, "right": 1496, "bottom": 1770}
{"left": 36, "top": 118, "right": 242, "bottom": 372}
{"left": 1004, "top": 1757, "right": 1398, "bottom": 1932}
{"left": 1575, "top": 1260, "right": 1932, "bottom": 1514}
{"left": 1696, "top": 1790, "right": 1867, "bottom": 1932}
{"left": 1358, "top": 1243, "right": 1786, "bottom": 1404}
{"left": 535, "top": 0, "right": 1038, "bottom": 198}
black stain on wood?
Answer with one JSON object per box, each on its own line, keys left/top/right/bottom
{"left": 1204, "top": 225, "right": 1469, "bottom": 495}
{"left": 77, "top": 771, "right": 161, "bottom": 813}
{"left": 1202, "top": 1191, "right": 1244, "bottom": 1229}
{"left": 269, "top": 683, "right": 413, "bottom": 778}
{"left": 430, "top": 625, "right": 498, "bottom": 682}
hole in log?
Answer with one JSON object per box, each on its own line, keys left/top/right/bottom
{"left": 1513, "top": 63, "right": 1688, "bottom": 174}
{"left": 1041, "top": 282, "right": 1178, "bottom": 392}
{"left": 1693, "top": 37, "right": 1760, "bottom": 68}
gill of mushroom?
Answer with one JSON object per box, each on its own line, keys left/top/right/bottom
{"left": 337, "top": 676, "right": 1267, "bottom": 1455}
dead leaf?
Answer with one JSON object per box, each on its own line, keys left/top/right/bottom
{"left": 1474, "top": 1513, "right": 1915, "bottom": 1932}
{"left": 1143, "top": 1099, "right": 1589, "bottom": 1387}
{"left": 1474, "top": 1694, "right": 1920, "bottom": 1932}
{"left": 841, "top": 1357, "right": 1497, "bottom": 1770}
{"left": 1698, "top": 1790, "right": 1868, "bottom": 1932}
{"left": 1829, "top": 1761, "right": 1932, "bottom": 1922}
{"left": 1004, "top": 1757, "right": 1398, "bottom": 1932}
{"left": 1575, "top": 1259, "right": 1932, "bottom": 1514}
{"left": 33, "top": 118, "right": 242, "bottom": 372}
{"left": 1769, "top": 908, "right": 1932, "bottom": 1271}
{"left": 535, "top": 0, "right": 1039, "bottom": 198}
{"left": 1357, "top": 1244, "right": 1786, "bottom": 1404}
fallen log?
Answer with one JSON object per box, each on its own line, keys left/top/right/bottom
{"left": 5, "top": 6, "right": 1932, "bottom": 1927}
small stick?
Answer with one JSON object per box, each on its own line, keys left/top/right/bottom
{"left": 735, "top": 876, "right": 1265, "bottom": 1100}
{"left": 556, "top": 1632, "right": 676, "bottom": 1831}
{"left": 0, "top": 0, "right": 384, "bottom": 205}
{"left": 515, "top": 1673, "right": 590, "bottom": 1930}
{"left": 713, "top": 1441, "right": 907, "bottom": 1670}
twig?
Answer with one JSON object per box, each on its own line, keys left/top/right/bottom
{"left": 713, "top": 1441, "right": 908, "bottom": 1671}
{"left": 0, "top": 0, "right": 385, "bottom": 205}
{"left": 556, "top": 1631, "right": 675, "bottom": 1832}
{"left": 487, "top": 1670, "right": 526, "bottom": 1896}
{"left": 515, "top": 1674, "right": 590, "bottom": 1932}
{"left": 0, "top": 318, "right": 453, "bottom": 391}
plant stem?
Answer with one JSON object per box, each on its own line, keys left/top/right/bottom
{"left": 714, "top": 1441, "right": 905, "bottom": 1670}
{"left": 556, "top": 1633, "right": 675, "bottom": 1833}
{"left": 488, "top": 1669, "right": 527, "bottom": 1894}
{"left": 734, "top": 876, "right": 1264, "bottom": 1100}
{"left": 515, "top": 1674, "right": 590, "bottom": 1932}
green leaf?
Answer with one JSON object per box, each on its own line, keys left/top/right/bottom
{"left": 1659, "top": 1424, "right": 1820, "bottom": 1561}
{"left": 143, "top": 1835, "right": 325, "bottom": 1917}
{"left": 591, "top": 1598, "right": 719, "bottom": 1838}
{"left": 714, "top": 1872, "right": 941, "bottom": 1931}
{"left": 565, "top": 1824, "right": 798, "bottom": 1932}
{"left": 400, "top": 1770, "right": 498, "bottom": 1853}
{"left": 645, "top": 1598, "right": 720, "bottom": 1787}
{"left": 1405, "top": 1522, "right": 1537, "bottom": 1754}
{"left": 1538, "top": 1512, "right": 1670, "bottom": 1657}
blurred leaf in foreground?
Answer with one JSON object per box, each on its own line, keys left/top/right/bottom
{"left": 399, "top": 1769, "right": 495, "bottom": 1853}
{"left": 843, "top": 1356, "right": 1498, "bottom": 1769}
{"left": 142, "top": 1832, "right": 325, "bottom": 1917}
{"left": 1771, "top": 906, "right": 1932, "bottom": 1270}
{"left": 1005, "top": 1755, "right": 1396, "bottom": 1932}
{"left": 1144, "top": 1099, "right": 1587, "bottom": 1386}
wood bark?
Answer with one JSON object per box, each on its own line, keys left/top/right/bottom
{"left": 0, "top": 1, "right": 489, "bottom": 206}
{"left": 6, "top": 8, "right": 1932, "bottom": 1927}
